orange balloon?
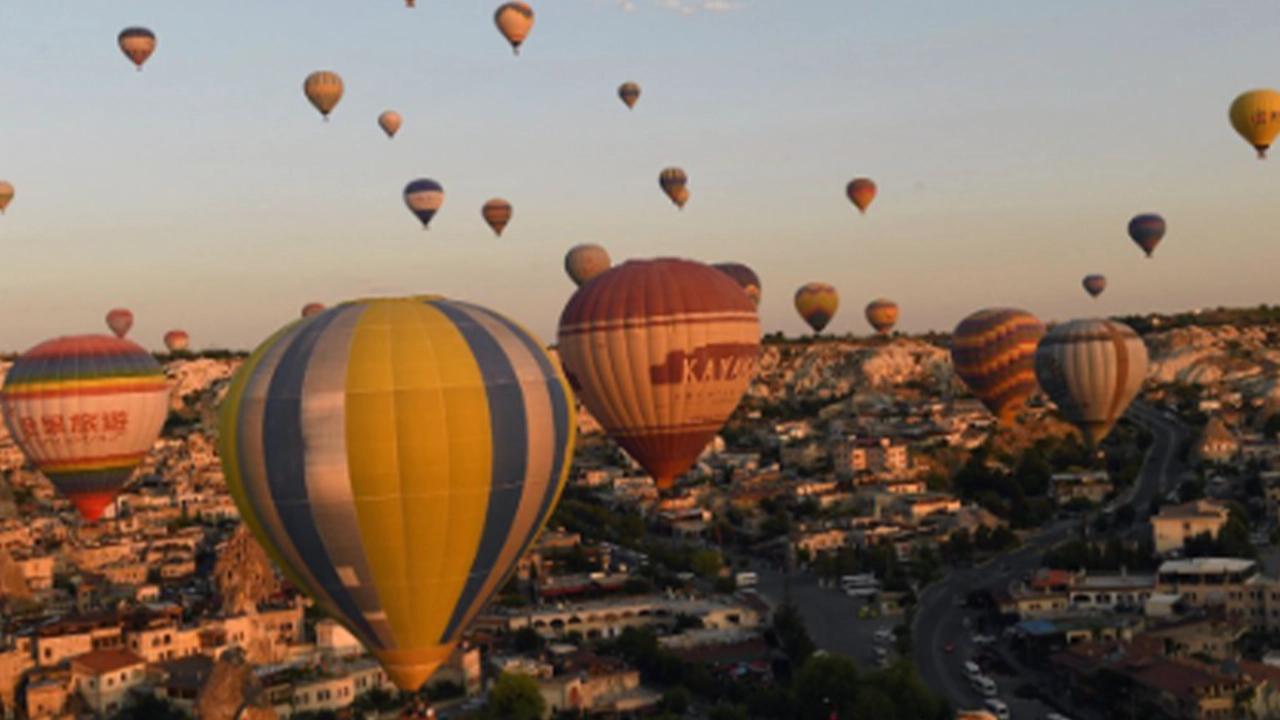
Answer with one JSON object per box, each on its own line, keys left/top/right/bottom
{"left": 846, "top": 178, "right": 877, "bottom": 214}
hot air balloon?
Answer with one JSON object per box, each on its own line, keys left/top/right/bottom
{"left": 618, "top": 82, "right": 641, "bottom": 110}
{"left": 0, "top": 181, "right": 15, "bottom": 214}
{"left": 164, "top": 330, "right": 190, "bottom": 353}
{"left": 378, "top": 111, "right": 402, "bottom": 139}
{"left": 558, "top": 259, "right": 759, "bottom": 490}
{"left": 304, "top": 71, "right": 344, "bottom": 121}
{"left": 482, "top": 198, "right": 513, "bottom": 237}
{"left": 495, "top": 2, "right": 535, "bottom": 55}
{"left": 1128, "top": 214, "right": 1165, "bottom": 258}
{"left": 660, "top": 168, "right": 689, "bottom": 210}
{"left": 1082, "top": 275, "right": 1107, "bottom": 298}
{"left": 106, "top": 309, "right": 134, "bottom": 338}
{"left": 404, "top": 179, "right": 445, "bottom": 229}
{"left": 301, "top": 303, "right": 326, "bottom": 318}
{"left": 846, "top": 178, "right": 876, "bottom": 214}
{"left": 950, "top": 308, "right": 1045, "bottom": 425}
{"left": 865, "top": 298, "right": 899, "bottom": 335}
{"left": 1034, "top": 318, "right": 1148, "bottom": 447}
{"left": 712, "top": 263, "right": 762, "bottom": 307}
{"left": 795, "top": 283, "right": 839, "bottom": 333}
{"left": 220, "top": 296, "right": 575, "bottom": 692}
{"left": 0, "top": 335, "right": 169, "bottom": 521}
{"left": 406, "top": 0, "right": 415, "bottom": 6}
{"left": 118, "top": 27, "right": 156, "bottom": 71}
{"left": 564, "top": 244, "right": 611, "bottom": 287}
{"left": 1230, "top": 89, "right": 1280, "bottom": 159}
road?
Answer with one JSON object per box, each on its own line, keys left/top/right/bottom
{"left": 912, "top": 402, "right": 1188, "bottom": 717}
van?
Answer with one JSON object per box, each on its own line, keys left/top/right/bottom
{"left": 970, "top": 675, "right": 997, "bottom": 697}
{"left": 983, "top": 698, "right": 1010, "bottom": 719}
{"left": 735, "top": 571, "right": 758, "bottom": 588}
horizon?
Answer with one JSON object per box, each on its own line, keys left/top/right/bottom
{"left": 0, "top": 1, "right": 1277, "bottom": 352}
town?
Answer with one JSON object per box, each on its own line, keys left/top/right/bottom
{"left": 4, "top": 308, "right": 1280, "bottom": 719}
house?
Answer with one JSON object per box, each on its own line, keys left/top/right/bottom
{"left": 1050, "top": 471, "right": 1114, "bottom": 506}
{"left": 1195, "top": 417, "right": 1239, "bottom": 463}
{"left": 68, "top": 649, "right": 147, "bottom": 716}
{"left": 1150, "top": 500, "right": 1231, "bottom": 555}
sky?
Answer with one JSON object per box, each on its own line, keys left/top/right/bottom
{"left": 0, "top": 1, "right": 1278, "bottom": 351}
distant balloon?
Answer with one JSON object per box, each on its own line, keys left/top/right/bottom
{"left": 865, "top": 298, "right": 899, "bottom": 335}
{"left": 618, "top": 82, "right": 641, "bottom": 110}
{"left": 951, "top": 308, "right": 1045, "bottom": 425}
{"left": 164, "top": 330, "right": 190, "bottom": 353}
{"left": 495, "top": 2, "right": 535, "bottom": 55}
{"left": 106, "top": 309, "right": 134, "bottom": 338}
{"left": 0, "top": 181, "right": 14, "bottom": 214}
{"left": 1035, "top": 318, "right": 1148, "bottom": 448}
{"left": 795, "top": 283, "right": 839, "bottom": 333}
{"left": 221, "top": 296, "right": 575, "bottom": 692}
{"left": 712, "top": 263, "right": 762, "bottom": 308}
{"left": 406, "top": 0, "right": 415, "bottom": 6}
{"left": 378, "top": 111, "right": 402, "bottom": 138}
{"left": 304, "top": 71, "right": 344, "bottom": 121}
{"left": 1082, "top": 274, "right": 1107, "bottom": 298}
{"left": 564, "top": 244, "right": 612, "bottom": 286}
{"left": 1128, "top": 214, "right": 1165, "bottom": 258}
{"left": 559, "top": 259, "right": 760, "bottom": 491}
{"left": 660, "top": 168, "right": 689, "bottom": 209}
{"left": 0, "top": 335, "right": 168, "bottom": 521}
{"left": 846, "top": 178, "right": 877, "bottom": 214}
{"left": 301, "top": 303, "right": 326, "bottom": 318}
{"left": 1229, "top": 89, "right": 1280, "bottom": 159}
{"left": 482, "top": 198, "right": 513, "bottom": 237}
{"left": 404, "top": 179, "right": 445, "bottom": 229}
{"left": 118, "top": 27, "right": 156, "bottom": 71}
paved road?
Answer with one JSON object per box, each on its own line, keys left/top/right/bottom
{"left": 754, "top": 570, "right": 900, "bottom": 668}
{"left": 912, "top": 402, "right": 1187, "bottom": 717}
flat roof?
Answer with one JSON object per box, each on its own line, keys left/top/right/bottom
{"left": 1158, "top": 558, "right": 1255, "bottom": 575}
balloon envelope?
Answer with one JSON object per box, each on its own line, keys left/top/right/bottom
{"left": 220, "top": 297, "right": 575, "bottom": 692}
{"left": 1034, "top": 318, "right": 1148, "bottom": 447}
{"left": 404, "top": 179, "right": 445, "bottom": 229}
{"left": 0, "top": 181, "right": 15, "bottom": 214}
{"left": 118, "top": 27, "right": 156, "bottom": 70}
{"left": 558, "top": 259, "right": 760, "bottom": 490}
{"left": 378, "top": 111, "right": 402, "bottom": 138}
{"left": 795, "top": 283, "right": 839, "bottom": 333}
{"left": 950, "top": 308, "right": 1045, "bottom": 425}
{"left": 482, "top": 199, "right": 513, "bottom": 237}
{"left": 164, "top": 330, "right": 190, "bottom": 353}
{"left": 106, "top": 309, "right": 134, "bottom": 338}
{"left": 495, "top": 2, "right": 535, "bottom": 54}
{"left": 1230, "top": 89, "right": 1280, "bottom": 159}
{"left": 304, "top": 71, "right": 344, "bottom": 119}
{"left": 564, "top": 244, "right": 612, "bottom": 287}
{"left": 1082, "top": 275, "right": 1107, "bottom": 298}
{"left": 619, "top": 82, "right": 641, "bottom": 109}
{"left": 1128, "top": 214, "right": 1165, "bottom": 257}
{"left": 660, "top": 168, "right": 689, "bottom": 209}
{"left": 712, "top": 263, "right": 762, "bottom": 307}
{"left": 0, "top": 335, "right": 168, "bottom": 521}
{"left": 865, "top": 298, "right": 899, "bottom": 335}
{"left": 846, "top": 178, "right": 877, "bottom": 214}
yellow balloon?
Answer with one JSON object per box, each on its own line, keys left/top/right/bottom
{"left": 1230, "top": 89, "right": 1280, "bottom": 159}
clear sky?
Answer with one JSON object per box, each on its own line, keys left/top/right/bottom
{"left": 0, "top": 1, "right": 1278, "bottom": 351}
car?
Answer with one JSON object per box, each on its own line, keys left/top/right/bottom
{"left": 943, "top": 642, "right": 956, "bottom": 654}
{"left": 963, "top": 660, "right": 981, "bottom": 679}
{"left": 970, "top": 675, "right": 998, "bottom": 698}
{"left": 984, "top": 698, "right": 1010, "bottom": 720}
{"left": 874, "top": 629, "right": 895, "bottom": 643}
{"left": 971, "top": 633, "right": 996, "bottom": 645}
{"left": 1046, "top": 713, "right": 1073, "bottom": 720}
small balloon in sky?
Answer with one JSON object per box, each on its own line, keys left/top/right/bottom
{"left": 304, "top": 71, "right": 344, "bottom": 121}
{"left": 495, "top": 3, "right": 535, "bottom": 55}
{"left": 404, "top": 179, "right": 445, "bottom": 229}
{"left": 118, "top": 27, "right": 156, "bottom": 71}
{"left": 378, "top": 111, "right": 402, "bottom": 138}
{"left": 1229, "top": 89, "right": 1280, "bottom": 159}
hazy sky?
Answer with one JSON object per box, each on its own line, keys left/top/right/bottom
{"left": 1, "top": 1, "right": 1278, "bottom": 351}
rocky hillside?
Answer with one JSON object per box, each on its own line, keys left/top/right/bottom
{"left": 749, "top": 337, "right": 955, "bottom": 402}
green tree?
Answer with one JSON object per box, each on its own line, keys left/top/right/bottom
{"left": 110, "top": 696, "right": 186, "bottom": 720}
{"left": 793, "top": 655, "right": 860, "bottom": 719}
{"left": 486, "top": 673, "right": 546, "bottom": 720}
{"left": 691, "top": 549, "right": 724, "bottom": 579}
{"left": 772, "top": 601, "right": 816, "bottom": 666}
{"left": 513, "top": 626, "right": 544, "bottom": 653}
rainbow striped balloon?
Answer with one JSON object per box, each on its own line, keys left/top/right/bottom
{"left": 0, "top": 335, "right": 169, "bottom": 521}
{"left": 219, "top": 296, "right": 575, "bottom": 692}
{"left": 950, "top": 308, "right": 1045, "bottom": 425}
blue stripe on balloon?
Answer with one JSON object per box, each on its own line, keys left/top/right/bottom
{"left": 431, "top": 300, "right": 529, "bottom": 641}
{"left": 260, "top": 309, "right": 383, "bottom": 646}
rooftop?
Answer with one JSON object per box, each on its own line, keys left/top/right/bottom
{"left": 70, "top": 648, "right": 146, "bottom": 675}
{"left": 1158, "top": 557, "right": 1255, "bottom": 575}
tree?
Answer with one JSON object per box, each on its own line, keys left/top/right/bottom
{"left": 793, "top": 655, "right": 860, "bottom": 719}
{"left": 513, "top": 626, "right": 544, "bottom": 653}
{"left": 111, "top": 696, "right": 186, "bottom": 720}
{"left": 771, "top": 601, "right": 815, "bottom": 666}
{"left": 486, "top": 673, "right": 546, "bottom": 720}
{"left": 660, "top": 686, "right": 691, "bottom": 714}
{"left": 691, "top": 549, "right": 724, "bottom": 579}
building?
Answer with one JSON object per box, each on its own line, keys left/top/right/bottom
{"left": 1150, "top": 501, "right": 1231, "bottom": 555}
{"left": 893, "top": 493, "right": 961, "bottom": 523}
{"left": 833, "top": 437, "right": 909, "bottom": 476}
{"left": 1068, "top": 571, "right": 1156, "bottom": 611}
{"left": 1050, "top": 471, "right": 1114, "bottom": 506}
{"left": 287, "top": 659, "right": 392, "bottom": 717}
{"left": 68, "top": 649, "right": 147, "bottom": 716}
{"left": 1195, "top": 417, "right": 1239, "bottom": 463}
{"left": 1154, "top": 557, "right": 1280, "bottom": 629}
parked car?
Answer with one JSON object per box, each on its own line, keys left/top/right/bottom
{"left": 984, "top": 698, "right": 1010, "bottom": 720}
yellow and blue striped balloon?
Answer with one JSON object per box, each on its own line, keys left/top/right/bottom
{"left": 218, "top": 296, "right": 575, "bottom": 692}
